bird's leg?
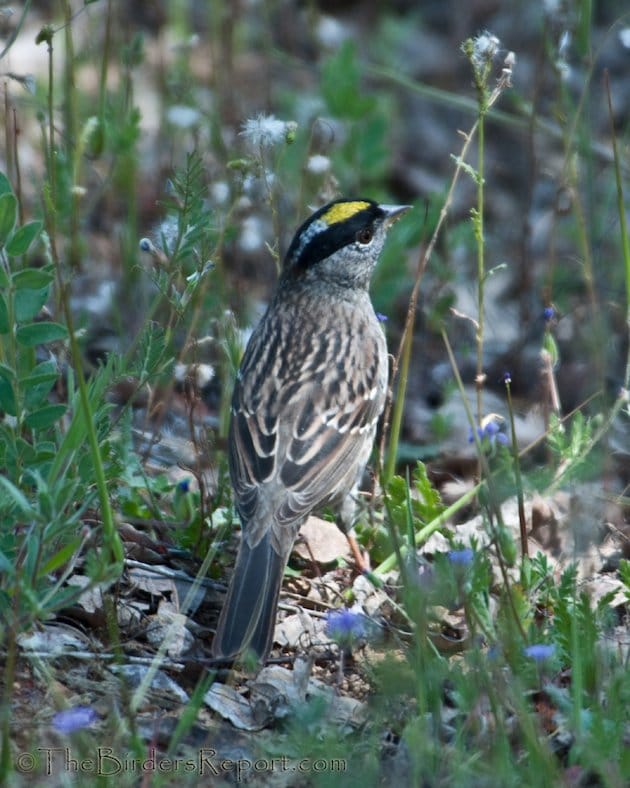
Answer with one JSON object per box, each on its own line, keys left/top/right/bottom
{"left": 339, "top": 491, "right": 371, "bottom": 574}
{"left": 346, "top": 532, "right": 370, "bottom": 574}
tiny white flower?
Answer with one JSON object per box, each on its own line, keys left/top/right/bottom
{"left": 167, "top": 105, "right": 202, "bottom": 129}
{"left": 316, "top": 16, "right": 350, "bottom": 49}
{"left": 555, "top": 60, "right": 571, "bottom": 81}
{"left": 542, "top": 0, "right": 562, "bottom": 18}
{"left": 242, "top": 170, "right": 275, "bottom": 198}
{"left": 239, "top": 215, "right": 265, "bottom": 252}
{"left": 240, "top": 113, "right": 292, "bottom": 149}
{"left": 156, "top": 216, "right": 179, "bottom": 255}
{"left": 175, "top": 362, "right": 214, "bottom": 389}
{"left": 501, "top": 51, "right": 516, "bottom": 85}
{"left": 472, "top": 31, "right": 500, "bottom": 69}
{"left": 558, "top": 31, "right": 571, "bottom": 59}
{"left": 306, "top": 154, "right": 331, "bottom": 175}
{"left": 210, "top": 181, "right": 230, "bottom": 205}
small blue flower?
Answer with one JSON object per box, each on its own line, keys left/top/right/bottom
{"left": 543, "top": 306, "right": 555, "bottom": 322}
{"left": 523, "top": 643, "right": 556, "bottom": 662}
{"left": 503, "top": 371, "right": 512, "bottom": 385}
{"left": 447, "top": 548, "right": 474, "bottom": 566}
{"left": 468, "top": 418, "right": 509, "bottom": 447}
{"left": 375, "top": 312, "right": 388, "bottom": 323}
{"left": 177, "top": 478, "right": 191, "bottom": 493}
{"left": 325, "top": 608, "right": 366, "bottom": 646}
{"left": 485, "top": 420, "right": 500, "bottom": 436}
{"left": 52, "top": 706, "right": 98, "bottom": 734}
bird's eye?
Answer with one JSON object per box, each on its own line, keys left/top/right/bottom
{"left": 356, "top": 227, "right": 373, "bottom": 245}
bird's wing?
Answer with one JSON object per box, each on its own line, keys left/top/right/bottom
{"left": 229, "top": 326, "right": 386, "bottom": 549}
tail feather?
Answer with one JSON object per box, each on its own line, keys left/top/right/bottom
{"left": 212, "top": 533, "right": 286, "bottom": 662}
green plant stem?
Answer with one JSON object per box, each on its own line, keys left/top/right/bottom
{"left": 98, "top": 0, "right": 113, "bottom": 122}
{"left": 505, "top": 378, "right": 528, "bottom": 558}
{"left": 384, "top": 314, "right": 413, "bottom": 481}
{"left": 379, "top": 116, "right": 479, "bottom": 472}
{"left": 475, "top": 104, "right": 486, "bottom": 424}
{"left": 0, "top": 594, "right": 19, "bottom": 779}
{"left": 40, "top": 23, "right": 121, "bottom": 569}
{"left": 374, "top": 484, "right": 478, "bottom": 576}
{"left": 570, "top": 587, "right": 583, "bottom": 742}
{"left": 379, "top": 61, "right": 512, "bottom": 479}
{"left": 45, "top": 33, "right": 57, "bottom": 251}
{"left": 64, "top": 285, "right": 123, "bottom": 569}
{"left": 442, "top": 327, "right": 527, "bottom": 642}
{"left": 61, "top": 0, "right": 80, "bottom": 268}
{"left": 604, "top": 70, "right": 630, "bottom": 390}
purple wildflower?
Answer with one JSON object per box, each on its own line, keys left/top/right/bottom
{"left": 503, "top": 371, "right": 512, "bottom": 385}
{"left": 177, "top": 478, "right": 191, "bottom": 493}
{"left": 468, "top": 419, "right": 509, "bottom": 447}
{"left": 523, "top": 643, "right": 556, "bottom": 662}
{"left": 325, "top": 608, "right": 366, "bottom": 647}
{"left": 52, "top": 706, "right": 98, "bottom": 734}
{"left": 543, "top": 306, "right": 555, "bottom": 322}
{"left": 376, "top": 312, "right": 388, "bottom": 323}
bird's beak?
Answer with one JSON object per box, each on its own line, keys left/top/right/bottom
{"left": 380, "top": 203, "right": 412, "bottom": 227}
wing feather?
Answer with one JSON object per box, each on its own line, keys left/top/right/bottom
{"left": 228, "top": 302, "right": 387, "bottom": 549}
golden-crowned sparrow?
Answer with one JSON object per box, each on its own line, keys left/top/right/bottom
{"left": 212, "top": 198, "right": 411, "bottom": 663}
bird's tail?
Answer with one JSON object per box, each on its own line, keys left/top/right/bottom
{"left": 211, "top": 532, "right": 286, "bottom": 663}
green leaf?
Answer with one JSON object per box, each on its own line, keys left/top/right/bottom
{"left": 0, "top": 266, "right": 9, "bottom": 288}
{"left": 20, "top": 361, "right": 58, "bottom": 387}
{"left": 0, "top": 172, "right": 12, "bottom": 197}
{"left": 24, "top": 403, "right": 67, "bottom": 430}
{"left": 0, "top": 376, "right": 17, "bottom": 415}
{"left": 15, "top": 287, "right": 49, "bottom": 323}
{"left": 12, "top": 267, "right": 54, "bottom": 289}
{"left": 23, "top": 363, "right": 59, "bottom": 410}
{"left": 355, "top": 113, "right": 388, "bottom": 179}
{"left": 413, "top": 462, "right": 445, "bottom": 523}
{"left": 0, "top": 293, "right": 9, "bottom": 333}
{"left": 0, "top": 549, "right": 12, "bottom": 573}
{"left": 543, "top": 331, "right": 559, "bottom": 367}
{"left": 6, "top": 220, "right": 43, "bottom": 256}
{"left": 0, "top": 362, "right": 15, "bottom": 381}
{"left": 321, "top": 42, "right": 376, "bottom": 119}
{"left": 16, "top": 321, "right": 67, "bottom": 347}
{"left": 0, "top": 192, "right": 18, "bottom": 247}
{"left": 15, "top": 437, "right": 36, "bottom": 465}
{"left": 38, "top": 537, "right": 83, "bottom": 577}
{"left": 0, "top": 475, "right": 34, "bottom": 517}
{"left": 35, "top": 442, "right": 57, "bottom": 463}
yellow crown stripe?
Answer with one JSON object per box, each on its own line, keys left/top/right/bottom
{"left": 321, "top": 201, "right": 371, "bottom": 226}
